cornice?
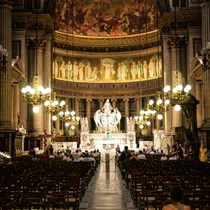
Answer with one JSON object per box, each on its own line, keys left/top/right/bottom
{"left": 54, "top": 30, "right": 160, "bottom": 52}
{"left": 160, "top": 10, "right": 201, "bottom": 33}
{"left": 54, "top": 45, "right": 161, "bottom": 59}
{"left": 53, "top": 78, "right": 163, "bottom": 99}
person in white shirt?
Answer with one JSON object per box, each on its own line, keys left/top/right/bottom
{"left": 169, "top": 155, "right": 178, "bottom": 160}
{"left": 137, "top": 150, "right": 146, "bottom": 160}
{"left": 160, "top": 154, "right": 168, "bottom": 160}
{"left": 72, "top": 149, "right": 81, "bottom": 162}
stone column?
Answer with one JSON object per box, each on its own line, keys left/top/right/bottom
{"left": 124, "top": 98, "right": 129, "bottom": 130}
{"left": 201, "top": 2, "right": 210, "bottom": 47}
{"left": 196, "top": 82, "right": 203, "bottom": 128}
{"left": 32, "top": 38, "right": 46, "bottom": 135}
{"left": 99, "top": 99, "right": 104, "bottom": 109}
{"left": 111, "top": 99, "right": 117, "bottom": 108}
{"left": 168, "top": 36, "right": 182, "bottom": 128}
{"left": 162, "top": 33, "right": 172, "bottom": 131}
{"left": 136, "top": 98, "right": 140, "bottom": 115}
{"left": 44, "top": 34, "right": 52, "bottom": 134}
{"left": 12, "top": 84, "right": 20, "bottom": 129}
{"left": 0, "top": 1, "right": 13, "bottom": 130}
{"left": 75, "top": 98, "right": 79, "bottom": 135}
{"left": 201, "top": 2, "right": 210, "bottom": 131}
{"left": 86, "top": 99, "right": 92, "bottom": 131}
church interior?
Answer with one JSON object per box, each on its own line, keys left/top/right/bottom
{"left": 0, "top": 0, "right": 210, "bottom": 209}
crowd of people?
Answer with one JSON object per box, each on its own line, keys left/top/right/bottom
{"left": 28, "top": 145, "right": 101, "bottom": 168}
{"left": 115, "top": 143, "right": 209, "bottom": 168}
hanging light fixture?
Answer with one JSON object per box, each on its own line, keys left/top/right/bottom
{"left": 148, "top": 91, "right": 170, "bottom": 120}
{"left": 163, "top": 2, "right": 191, "bottom": 111}
{"left": 163, "top": 72, "right": 191, "bottom": 111}
{"left": 145, "top": 0, "right": 170, "bottom": 121}
{"left": 21, "top": 4, "right": 51, "bottom": 113}
{"left": 21, "top": 75, "right": 51, "bottom": 113}
{"left": 43, "top": 11, "right": 66, "bottom": 121}
{"left": 59, "top": 105, "right": 80, "bottom": 130}
{"left": 134, "top": 107, "right": 153, "bottom": 129}
{"left": 135, "top": 2, "right": 156, "bottom": 129}
{"left": 44, "top": 92, "right": 65, "bottom": 121}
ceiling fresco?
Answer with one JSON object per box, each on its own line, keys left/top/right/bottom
{"left": 54, "top": 0, "right": 159, "bottom": 37}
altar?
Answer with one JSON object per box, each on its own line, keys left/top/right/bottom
{"left": 80, "top": 132, "right": 136, "bottom": 151}
{"left": 80, "top": 99, "right": 136, "bottom": 151}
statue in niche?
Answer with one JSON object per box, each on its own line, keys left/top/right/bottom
{"left": 80, "top": 117, "right": 89, "bottom": 132}
{"left": 126, "top": 117, "right": 135, "bottom": 132}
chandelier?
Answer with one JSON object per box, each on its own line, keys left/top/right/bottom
{"left": 163, "top": 72, "right": 191, "bottom": 111}
{"left": 58, "top": 105, "right": 80, "bottom": 130}
{"left": 163, "top": 3, "right": 191, "bottom": 112}
{"left": 44, "top": 92, "right": 65, "bottom": 121}
{"left": 21, "top": 75, "right": 51, "bottom": 113}
{"left": 148, "top": 91, "right": 170, "bottom": 120}
{"left": 21, "top": 7, "right": 51, "bottom": 113}
{"left": 134, "top": 105, "right": 156, "bottom": 129}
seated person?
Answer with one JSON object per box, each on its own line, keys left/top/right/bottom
{"left": 169, "top": 154, "right": 178, "bottom": 160}
{"left": 162, "top": 186, "right": 191, "bottom": 210}
{"left": 161, "top": 153, "right": 168, "bottom": 160}
{"left": 137, "top": 150, "right": 146, "bottom": 160}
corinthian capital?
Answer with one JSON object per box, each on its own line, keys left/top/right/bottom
{"left": 0, "top": 0, "right": 13, "bottom": 6}
{"left": 29, "top": 37, "right": 47, "bottom": 50}
{"left": 167, "top": 35, "right": 188, "bottom": 49}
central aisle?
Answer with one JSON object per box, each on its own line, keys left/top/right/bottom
{"left": 80, "top": 149, "right": 137, "bottom": 210}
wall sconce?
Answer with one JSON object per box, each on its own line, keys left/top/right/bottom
{"left": 0, "top": 45, "right": 8, "bottom": 72}
{"left": 201, "top": 42, "right": 210, "bottom": 71}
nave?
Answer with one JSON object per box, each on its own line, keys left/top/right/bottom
{"left": 0, "top": 150, "right": 136, "bottom": 210}
{"left": 80, "top": 152, "right": 137, "bottom": 210}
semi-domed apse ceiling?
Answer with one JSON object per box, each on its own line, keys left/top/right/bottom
{"left": 53, "top": 0, "right": 162, "bottom": 86}
{"left": 54, "top": 0, "right": 159, "bottom": 37}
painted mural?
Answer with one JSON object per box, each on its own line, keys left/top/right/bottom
{"left": 53, "top": 54, "right": 162, "bottom": 83}
{"left": 54, "top": 0, "right": 159, "bottom": 37}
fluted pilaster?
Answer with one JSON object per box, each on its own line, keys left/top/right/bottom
{"left": 99, "top": 99, "right": 104, "bottom": 109}
{"left": 75, "top": 98, "right": 79, "bottom": 135}
{"left": 111, "top": 99, "right": 117, "bottom": 108}
{"left": 86, "top": 99, "right": 92, "bottom": 130}
{"left": 201, "top": 2, "right": 210, "bottom": 47}
{"left": 123, "top": 98, "right": 129, "bottom": 130}
{"left": 0, "top": 2, "right": 13, "bottom": 130}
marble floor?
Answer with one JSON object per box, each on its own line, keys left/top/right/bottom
{"left": 79, "top": 150, "right": 137, "bottom": 210}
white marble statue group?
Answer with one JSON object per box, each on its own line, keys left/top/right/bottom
{"left": 81, "top": 99, "right": 135, "bottom": 134}
{"left": 94, "top": 99, "right": 121, "bottom": 133}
